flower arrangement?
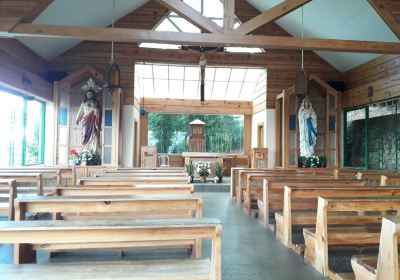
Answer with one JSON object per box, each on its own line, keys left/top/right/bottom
{"left": 68, "top": 149, "right": 80, "bottom": 166}
{"left": 298, "top": 155, "right": 327, "bottom": 168}
{"left": 185, "top": 161, "right": 195, "bottom": 183}
{"left": 214, "top": 161, "right": 224, "bottom": 183}
{"left": 79, "top": 150, "right": 101, "bottom": 166}
{"left": 68, "top": 149, "right": 80, "bottom": 160}
{"left": 196, "top": 161, "right": 211, "bottom": 182}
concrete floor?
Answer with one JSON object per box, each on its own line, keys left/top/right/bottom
{"left": 0, "top": 193, "right": 326, "bottom": 280}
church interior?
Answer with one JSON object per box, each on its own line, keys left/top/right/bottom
{"left": 0, "top": 0, "right": 400, "bottom": 279}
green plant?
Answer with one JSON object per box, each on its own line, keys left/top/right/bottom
{"left": 214, "top": 161, "right": 224, "bottom": 182}
{"left": 185, "top": 161, "right": 195, "bottom": 177}
{"left": 298, "top": 155, "right": 326, "bottom": 168}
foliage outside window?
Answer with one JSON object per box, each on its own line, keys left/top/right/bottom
{"left": 344, "top": 98, "right": 400, "bottom": 170}
{"left": 148, "top": 113, "right": 243, "bottom": 154}
{"left": 0, "top": 90, "right": 45, "bottom": 167}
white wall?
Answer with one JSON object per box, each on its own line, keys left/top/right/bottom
{"left": 44, "top": 102, "right": 54, "bottom": 166}
{"left": 252, "top": 110, "right": 267, "bottom": 148}
{"left": 251, "top": 109, "right": 276, "bottom": 168}
{"left": 121, "top": 105, "right": 134, "bottom": 167}
{"left": 266, "top": 109, "right": 276, "bottom": 168}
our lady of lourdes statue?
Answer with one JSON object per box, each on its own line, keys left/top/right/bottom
{"left": 75, "top": 78, "right": 102, "bottom": 153}
{"left": 298, "top": 96, "right": 317, "bottom": 157}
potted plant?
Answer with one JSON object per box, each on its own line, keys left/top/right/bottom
{"left": 80, "top": 150, "right": 92, "bottom": 166}
{"left": 68, "top": 149, "right": 79, "bottom": 166}
{"left": 88, "top": 151, "right": 101, "bottom": 166}
{"left": 196, "top": 161, "right": 210, "bottom": 183}
{"left": 185, "top": 161, "right": 195, "bottom": 183}
{"left": 214, "top": 161, "right": 224, "bottom": 183}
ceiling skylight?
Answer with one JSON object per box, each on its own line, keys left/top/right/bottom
{"left": 139, "top": 0, "right": 263, "bottom": 53}
{"left": 135, "top": 63, "right": 266, "bottom": 101}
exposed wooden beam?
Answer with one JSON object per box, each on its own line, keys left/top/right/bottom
{"left": 367, "top": 0, "right": 400, "bottom": 39}
{"left": 5, "top": 0, "right": 54, "bottom": 32}
{"left": 234, "top": 0, "right": 311, "bottom": 35}
{"left": 224, "top": 0, "right": 235, "bottom": 34}
{"left": 155, "top": 0, "right": 223, "bottom": 34}
{"left": 143, "top": 98, "right": 253, "bottom": 115}
{"left": 3, "top": 23, "right": 400, "bottom": 54}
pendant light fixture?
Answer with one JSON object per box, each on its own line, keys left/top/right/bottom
{"left": 295, "top": 6, "right": 309, "bottom": 96}
{"left": 104, "top": 0, "right": 120, "bottom": 92}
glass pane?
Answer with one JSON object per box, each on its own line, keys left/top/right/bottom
{"left": 203, "top": 0, "right": 223, "bottom": 18}
{"left": 139, "top": 43, "right": 180, "bottom": 49}
{"left": 345, "top": 108, "right": 366, "bottom": 167}
{"left": 368, "top": 101, "right": 397, "bottom": 169}
{"left": 211, "top": 81, "right": 228, "bottom": 99}
{"left": 239, "top": 82, "right": 256, "bottom": 99}
{"left": 143, "top": 79, "right": 155, "bottom": 97}
{"left": 226, "top": 82, "right": 242, "bottom": 100}
{"left": 229, "top": 69, "right": 246, "bottom": 82}
{"left": 214, "top": 68, "right": 231, "bottom": 81}
{"left": 25, "top": 100, "right": 43, "bottom": 165}
{"left": 153, "top": 65, "right": 169, "bottom": 79}
{"left": 156, "top": 18, "right": 180, "bottom": 32}
{"left": 154, "top": 79, "right": 169, "bottom": 98}
{"left": 183, "top": 0, "right": 201, "bottom": 12}
{"left": 184, "top": 67, "right": 200, "bottom": 81}
{"left": 169, "top": 80, "right": 184, "bottom": 98}
{"left": 169, "top": 65, "right": 184, "bottom": 80}
{"left": 225, "top": 47, "right": 263, "bottom": 53}
{"left": 245, "top": 69, "right": 262, "bottom": 82}
{"left": 183, "top": 81, "right": 199, "bottom": 99}
{"left": 0, "top": 91, "right": 24, "bottom": 167}
{"left": 169, "top": 17, "right": 201, "bottom": 33}
{"left": 148, "top": 113, "right": 244, "bottom": 154}
{"left": 205, "top": 67, "right": 216, "bottom": 81}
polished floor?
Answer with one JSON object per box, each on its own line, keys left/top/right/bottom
{"left": 0, "top": 193, "right": 326, "bottom": 280}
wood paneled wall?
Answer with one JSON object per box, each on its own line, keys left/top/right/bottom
{"left": 343, "top": 55, "right": 400, "bottom": 108}
{"left": 0, "top": 39, "right": 52, "bottom": 101}
{"left": 50, "top": 0, "right": 343, "bottom": 109}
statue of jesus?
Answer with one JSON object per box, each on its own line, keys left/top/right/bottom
{"left": 75, "top": 78, "right": 102, "bottom": 153}
{"left": 298, "top": 96, "right": 317, "bottom": 157}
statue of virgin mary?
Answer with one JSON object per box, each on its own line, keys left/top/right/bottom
{"left": 298, "top": 96, "right": 317, "bottom": 157}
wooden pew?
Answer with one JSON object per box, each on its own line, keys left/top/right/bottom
{"left": 94, "top": 172, "right": 188, "bottom": 178}
{"left": 14, "top": 195, "right": 203, "bottom": 258}
{"left": 0, "top": 167, "right": 75, "bottom": 185}
{"left": 0, "top": 173, "right": 43, "bottom": 196}
{"left": 351, "top": 217, "right": 400, "bottom": 280}
{"left": 54, "top": 185, "right": 194, "bottom": 196}
{"left": 103, "top": 168, "right": 186, "bottom": 174}
{"left": 243, "top": 173, "right": 333, "bottom": 214}
{"left": 0, "top": 218, "right": 221, "bottom": 280}
{"left": 257, "top": 179, "right": 367, "bottom": 228}
{"left": 381, "top": 174, "right": 400, "bottom": 187}
{"left": 278, "top": 186, "right": 400, "bottom": 250}
{"left": 236, "top": 168, "right": 336, "bottom": 205}
{"left": 77, "top": 177, "right": 188, "bottom": 185}
{"left": 0, "top": 179, "right": 17, "bottom": 220}
{"left": 303, "top": 197, "right": 400, "bottom": 278}
{"left": 354, "top": 170, "right": 399, "bottom": 186}
{"left": 230, "top": 167, "right": 268, "bottom": 201}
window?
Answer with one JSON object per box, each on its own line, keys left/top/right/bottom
{"left": 135, "top": 63, "right": 266, "bottom": 101}
{"left": 0, "top": 90, "right": 46, "bottom": 167}
{"left": 148, "top": 113, "right": 244, "bottom": 154}
{"left": 344, "top": 99, "right": 400, "bottom": 170}
{"left": 139, "top": 0, "right": 263, "bottom": 54}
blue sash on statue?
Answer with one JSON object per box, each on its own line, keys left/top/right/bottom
{"left": 307, "top": 117, "right": 316, "bottom": 146}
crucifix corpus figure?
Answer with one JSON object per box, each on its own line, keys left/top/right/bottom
{"left": 75, "top": 78, "right": 102, "bottom": 153}
{"left": 298, "top": 96, "right": 317, "bottom": 157}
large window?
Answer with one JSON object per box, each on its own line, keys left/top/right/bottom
{"left": 344, "top": 99, "right": 400, "bottom": 169}
{"left": 0, "top": 90, "right": 45, "bottom": 167}
{"left": 148, "top": 113, "right": 244, "bottom": 154}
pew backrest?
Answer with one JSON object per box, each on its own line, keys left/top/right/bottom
{"left": 0, "top": 173, "right": 43, "bottom": 195}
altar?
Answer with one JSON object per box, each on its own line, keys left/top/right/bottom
{"left": 182, "top": 152, "right": 225, "bottom": 166}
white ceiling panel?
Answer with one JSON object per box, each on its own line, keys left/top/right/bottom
{"left": 17, "top": 0, "right": 150, "bottom": 60}
{"left": 247, "top": 0, "right": 399, "bottom": 72}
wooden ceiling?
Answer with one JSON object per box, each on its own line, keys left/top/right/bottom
{"left": 0, "top": 0, "right": 399, "bottom": 108}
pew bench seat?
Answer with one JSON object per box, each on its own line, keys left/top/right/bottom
{"left": 0, "top": 259, "right": 213, "bottom": 280}
{"left": 351, "top": 256, "right": 378, "bottom": 280}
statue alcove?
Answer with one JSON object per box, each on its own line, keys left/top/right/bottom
{"left": 53, "top": 66, "right": 121, "bottom": 166}
{"left": 275, "top": 74, "right": 341, "bottom": 168}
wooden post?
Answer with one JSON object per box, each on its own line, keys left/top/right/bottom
{"left": 314, "top": 197, "right": 329, "bottom": 276}
{"left": 211, "top": 224, "right": 222, "bottom": 280}
{"left": 376, "top": 218, "right": 400, "bottom": 280}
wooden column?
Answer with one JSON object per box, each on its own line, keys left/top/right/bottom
{"left": 140, "top": 114, "right": 148, "bottom": 148}
{"left": 243, "top": 115, "right": 252, "bottom": 157}
{"left": 111, "top": 89, "right": 121, "bottom": 166}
